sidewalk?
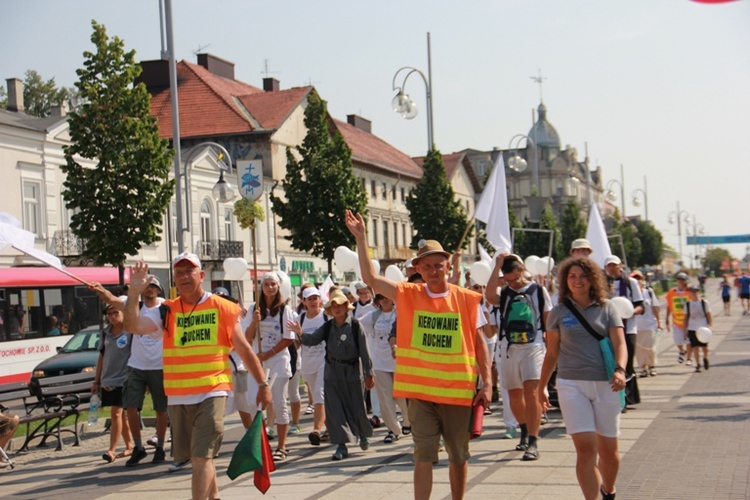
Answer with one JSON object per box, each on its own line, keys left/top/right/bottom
{"left": 1, "top": 281, "right": 748, "bottom": 499}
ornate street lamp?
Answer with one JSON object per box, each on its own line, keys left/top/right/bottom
{"left": 391, "top": 33, "right": 434, "bottom": 152}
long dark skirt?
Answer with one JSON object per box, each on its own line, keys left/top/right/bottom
{"left": 625, "top": 333, "right": 640, "bottom": 405}
{"left": 324, "top": 361, "right": 373, "bottom": 445}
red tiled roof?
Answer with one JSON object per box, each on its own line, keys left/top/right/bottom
{"left": 149, "top": 61, "right": 307, "bottom": 139}
{"left": 238, "top": 87, "right": 312, "bottom": 130}
{"left": 334, "top": 119, "right": 423, "bottom": 179}
{"left": 413, "top": 151, "right": 482, "bottom": 193}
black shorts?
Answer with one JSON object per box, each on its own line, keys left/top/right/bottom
{"left": 722, "top": 296, "right": 731, "bottom": 303}
{"left": 687, "top": 330, "right": 707, "bottom": 348}
{"left": 100, "top": 386, "right": 125, "bottom": 408}
{"left": 741, "top": 293, "right": 750, "bottom": 300}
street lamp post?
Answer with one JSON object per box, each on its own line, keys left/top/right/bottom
{"left": 686, "top": 216, "right": 706, "bottom": 272}
{"left": 605, "top": 165, "right": 627, "bottom": 217}
{"left": 179, "top": 142, "right": 237, "bottom": 253}
{"left": 507, "top": 134, "right": 549, "bottom": 222}
{"left": 391, "top": 32, "right": 434, "bottom": 152}
{"left": 668, "top": 201, "right": 691, "bottom": 268}
{"left": 631, "top": 176, "right": 649, "bottom": 220}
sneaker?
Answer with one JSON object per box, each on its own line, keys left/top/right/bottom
{"left": 369, "top": 416, "right": 382, "bottom": 429}
{"left": 704, "top": 358, "right": 709, "bottom": 370}
{"left": 649, "top": 368, "right": 657, "bottom": 377}
{"left": 483, "top": 407, "right": 493, "bottom": 416}
{"left": 503, "top": 428, "right": 518, "bottom": 439}
{"left": 678, "top": 353, "right": 685, "bottom": 364}
{"left": 146, "top": 436, "right": 159, "bottom": 447}
{"left": 540, "top": 413, "right": 548, "bottom": 425}
{"left": 332, "top": 444, "right": 348, "bottom": 461}
{"left": 266, "top": 427, "right": 277, "bottom": 440}
{"left": 304, "top": 405, "right": 315, "bottom": 415}
{"left": 168, "top": 459, "right": 190, "bottom": 472}
{"left": 522, "top": 444, "right": 540, "bottom": 461}
{"left": 152, "top": 447, "right": 166, "bottom": 463}
{"left": 288, "top": 424, "right": 302, "bottom": 435}
{"left": 686, "top": 359, "right": 693, "bottom": 366}
{"left": 639, "top": 370, "right": 649, "bottom": 378}
{"left": 125, "top": 446, "right": 148, "bottom": 467}
{"left": 695, "top": 365, "right": 701, "bottom": 372}
{"left": 359, "top": 436, "right": 370, "bottom": 451}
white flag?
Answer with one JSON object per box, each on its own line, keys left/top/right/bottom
{"left": 318, "top": 274, "right": 335, "bottom": 303}
{"left": 585, "top": 203, "right": 612, "bottom": 268}
{"left": 474, "top": 155, "right": 511, "bottom": 252}
{"left": 0, "top": 212, "right": 62, "bottom": 269}
{"left": 478, "top": 244, "right": 493, "bottom": 265}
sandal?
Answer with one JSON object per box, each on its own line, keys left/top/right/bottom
{"left": 272, "top": 448, "right": 288, "bottom": 461}
{"left": 401, "top": 425, "right": 411, "bottom": 435}
{"left": 115, "top": 449, "right": 134, "bottom": 459}
{"left": 308, "top": 431, "right": 321, "bottom": 446}
{"left": 383, "top": 431, "right": 397, "bottom": 444}
{"left": 304, "top": 405, "right": 315, "bottom": 415}
{"left": 102, "top": 451, "right": 116, "bottom": 463}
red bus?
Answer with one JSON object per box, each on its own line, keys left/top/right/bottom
{"left": 0, "top": 267, "right": 129, "bottom": 383}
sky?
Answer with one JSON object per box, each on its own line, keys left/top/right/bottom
{"left": 3, "top": 0, "right": 749, "bottom": 264}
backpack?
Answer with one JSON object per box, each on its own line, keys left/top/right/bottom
{"left": 499, "top": 283, "right": 545, "bottom": 344}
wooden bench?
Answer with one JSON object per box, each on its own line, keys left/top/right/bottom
{"left": 16, "top": 372, "right": 95, "bottom": 452}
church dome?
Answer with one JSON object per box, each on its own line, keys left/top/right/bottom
{"left": 528, "top": 102, "right": 560, "bottom": 149}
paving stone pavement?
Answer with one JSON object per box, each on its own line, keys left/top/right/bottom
{"left": 1, "top": 278, "right": 748, "bottom": 499}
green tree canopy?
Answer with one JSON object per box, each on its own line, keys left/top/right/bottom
{"left": 632, "top": 219, "right": 664, "bottom": 267}
{"left": 559, "top": 199, "right": 588, "bottom": 256}
{"left": 270, "top": 90, "right": 368, "bottom": 275}
{"left": 702, "top": 247, "right": 733, "bottom": 275}
{"left": 61, "top": 21, "right": 174, "bottom": 278}
{"left": 515, "top": 205, "right": 563, "bottom": 262}
{"left": 0, "top": 70, "right": 78, "bottom": 117}
{"left": 406, "top": 149, "right": 470, "bottom": 252}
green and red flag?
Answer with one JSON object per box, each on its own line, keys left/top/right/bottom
{"left": 227, "top": 410, "right": 276, "bottom": 494}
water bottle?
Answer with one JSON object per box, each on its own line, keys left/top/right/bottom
{"left": 88, "top": 394, "right": 100, "bottom": 427}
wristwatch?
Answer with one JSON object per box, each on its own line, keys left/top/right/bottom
{"left": 614, "top": 365, "right": 626, "bottom": 374}
{"left": 258, "top": 378, "right": 270, "bottom": 387}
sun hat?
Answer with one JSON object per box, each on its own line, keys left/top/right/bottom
{"left": 323, "top": 289, "right": 355, "bottom": 314}
{"left": 411, "top": 239, "right": 451, "bottom": 265}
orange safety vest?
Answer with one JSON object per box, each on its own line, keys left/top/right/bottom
{"left": 162, "top": 295, "right": 239, "bottom": 396}
{"left": 393, "top": 282, "right": 481, "bottom": 406}
{"left": 665, "top": 288, "right": 688, "bottom": 328}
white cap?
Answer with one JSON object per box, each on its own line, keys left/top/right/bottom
{"left": 604, "top": 255, "right": 622, "bottom": 266}
{"left": 173, "top": 252, "right": 201, "bottom": 269}
{"left": 302, "top": 287, "right": 321, "bottom": 300}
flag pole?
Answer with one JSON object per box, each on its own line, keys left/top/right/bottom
{"left": 455, "top": 218, "right": 475, "bottom": 254}
{"left": 11, "top": 244, "right": 92, "bottom": 286}
{"left": 251, "top": 226, "right": 262, "bottom": 360}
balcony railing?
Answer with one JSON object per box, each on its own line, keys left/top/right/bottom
{"left": 51, "top": 230, "right": 87, "bottom": 257}
{"left": 196, "top": 240, "right": 244, "bottom": 261}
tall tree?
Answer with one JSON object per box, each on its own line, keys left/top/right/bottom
{"left": 607, "top": 210, "right": 642, "bottom": 268}
{"left": 270, "top": 90, "right": 368, "bottom": 275}
{"left": 406, "top": 149, "right": 470, "bottom": 252}
{"left": 633, "top": 219, "right": 664, "bottom": 267}
{"left": 515, "top": 206, "right": 563, "bottom": 261}
{"left": 559, "top": 199, "right": 587, "bottom": 256}
{"left": 61, "top": 21, "right": 174, "bottom": 281}
{"left": 702, "top": 247, "right": 733, "bottom": 276}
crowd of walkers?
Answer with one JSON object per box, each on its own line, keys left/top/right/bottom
{"left": 31, "top": 213, "right": 727, "bottom": 500}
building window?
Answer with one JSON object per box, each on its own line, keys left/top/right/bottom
{"left": 361, "top": 177, "right": 366, "bottom": 191}
{"left": 479, "top": 161, "right": 486, "bottom": 177}
{"left": 382, "top": 182, "right": 387, "bottom": 200}
{"left": 401, "top": 187, "right": 406, "bottom": 202}
{"left": 372, "top": 218, "right": 378, "bottom": 246}
{"left": 394, "top": 222, "right": 399, "bottom": 247}
{"left": 371, "top": 180, "right": 376, "bottom": 199}
{"left": 23, "top": 181, "right": 42, "bottom": 237}
{"left": 383, "top": 220, "right": 389, "bottom": 248}
{"left": 170, "top": 201, "right": 178, "bottom": 244}
{"left": 402, "top": 223, "right": 407, "bottom": 248}
{"left": 224, "top": 209, "right": 233, "bottom": 240}
{"left": 200, "top": 199, "right": 212, "bottom": 242}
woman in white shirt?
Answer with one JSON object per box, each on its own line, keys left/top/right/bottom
{"left": 632, "top": 271, "right": 662, "bottom": 378}
{"left": 243, "top": 272, "right": 295, "bottom": 461}
{"left": 297, "top": 287, "right": 328, "bottom": 445}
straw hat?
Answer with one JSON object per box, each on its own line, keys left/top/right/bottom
{"left": 323, "top": 289, "right": 355, "bottom": 315}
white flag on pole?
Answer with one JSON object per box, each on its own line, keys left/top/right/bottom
{"left": 474, "top": 154, "right": 512, "bottom": 252}
{"left": 318, "top": 274, "right": 335, "bottom": 303}
{"left": 585, "top": 203, "right": 612, "bottom": 268}
{"left": 478, "top": 244, "right": 493, "bottom": 265}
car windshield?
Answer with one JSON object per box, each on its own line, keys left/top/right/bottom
{"left": 60, "top": 329, "right": 100, "bottom": 353}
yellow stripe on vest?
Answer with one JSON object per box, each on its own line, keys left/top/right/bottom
{"left": 393, "top": 381, "right": 475, "bottom": 400}
{"left": 163, "top": 361, "right": 230, "bottom": 374}
{"left": 396, "top": 364, "right": 477, "bottom": 382}
{"left": 163, "top": 346, "right": 231, "bottom": 358}
{"left": 396, "top": 347, "right": 476, "bottom": 367}
{"left": 164, "top": 374, "right": 233, "bottom": 389}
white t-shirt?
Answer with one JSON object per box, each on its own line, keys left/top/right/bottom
{"left": 353, "top": 301, "right": 376, "bottom": 320}
{"left": 359, "top": 309, "right": 397, "bottom": 373}
{"left": 687, "top": 299, "right": 711, "bottom": 330}
{"left": 611, "top": 276, "right": 644, "bottom": 334}
{"left": 481, "top": 303, "right": 496, "bottom": 347}
{"left": 299, "top": 310, "right": 326, "bottom": 375}
{"left": 636, "top": 287, "right": 659, "bottom": 331}
{"left": 240, "top": 304, "right": 295, "bottom": 378}
{"left": 124, "top": 296, "right": 166, "bottom": 370}
{"left": 424, "top": 285, "right": 487, "bottom": 330}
